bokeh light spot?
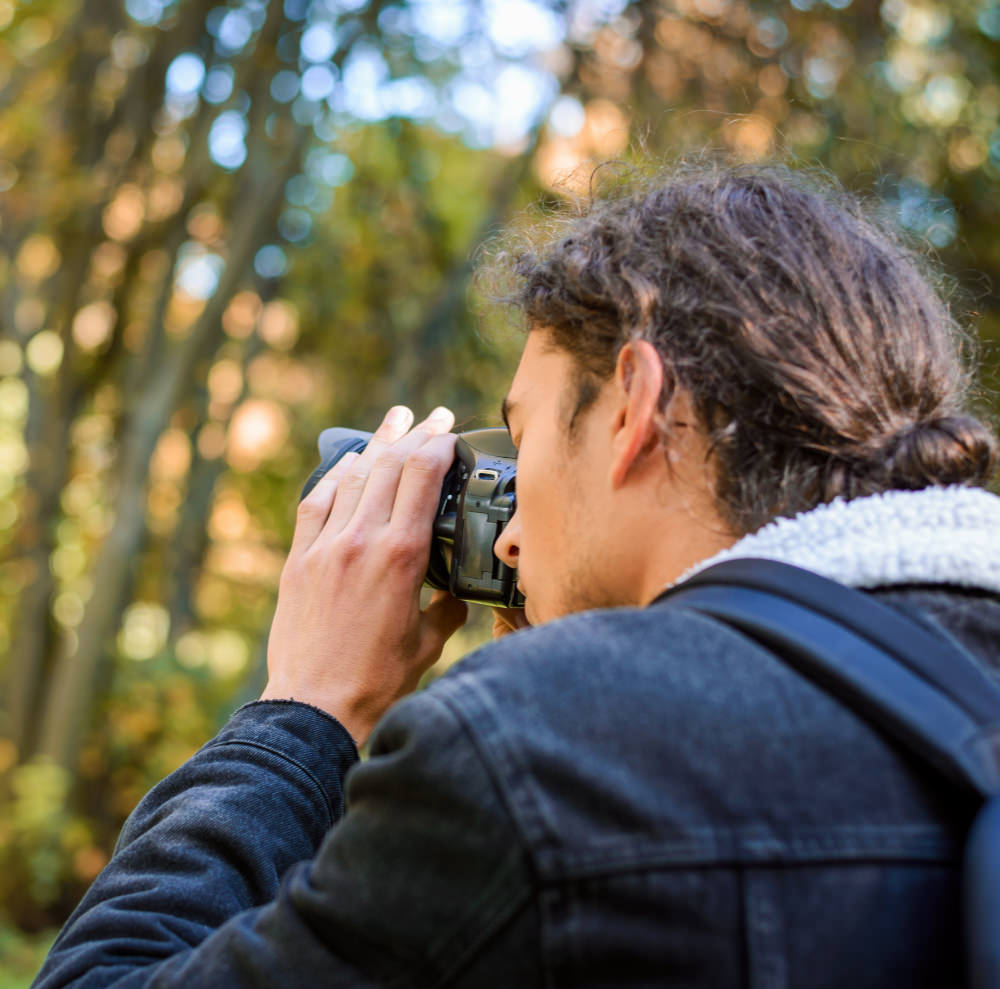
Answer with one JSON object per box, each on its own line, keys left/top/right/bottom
{"left": 227, "top": 399, "right": 291, "bottom": 471}
{"left": 26, "top": 331, "right": 64, "bottom": 377}
{"left": 209, "top": 111, "right": 248, "bottom": 169}
{"left": 204, "top": 66, "right": 235, "bottom": 104}
{"left": 72, "top": 301, "right": 116, "bottom": 351}
{"left": 278, "top": 208, "right": 312, "bottom": 242}
{"left": 223, "top": 291, "right": 262, "bottom": 339}
{"left": 301, "top": 22, "right": 337, "bottom": 62}
{"left": 151, "top": 428, "right": 192, "bottom": 483}
{"left": 166, "top": 53, "right": 206, "bottom": 96}
{"left": 271, "top": 70, "right": 300, "bottom": 103}
{"left": 118, "top": 603, "right": 170, "bottom": 662}
{"left": 305, "top": 149, "right": 354, "bottom": 186}
{"left": 217, "top": 10, "right": 254, "bottom": 52}
{"left": 548, "top": 95, "right": 585, "bottom": 137}
{"left": 0, "top": 341, "right": 23, "bottom": 377}
{"left": 208, "top": 359, "right": 244, "bottom": 406}
{"left": 254, "top": 245, "right": 288, "bottom": 279}
{"left": 126, "top": 0, "right": 169, "bottom": 26}
{"left": 259, "top": 300, "right": 300, "bottom": 350}
{"left": 301, "top": 64, "right": 336, "bottom": 101}
{"left": 102, "top": 185, "right": 146, "bottom": 241}
{"left": 16, "top": 235, "right": 61, "bottom": 281}
{"left": 174, "top": 243, "right": 224, "bottom": 300}
{"left": 0, "top": 376, "right": 28, "bottom": 418}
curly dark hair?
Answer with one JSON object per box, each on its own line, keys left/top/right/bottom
{"left": 486, "top": 162, "right": 998, "bottom": 535}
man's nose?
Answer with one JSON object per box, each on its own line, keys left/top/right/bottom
{"left": 494, "top": 510, "right": 520, "bottom": 569}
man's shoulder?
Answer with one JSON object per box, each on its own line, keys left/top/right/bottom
{"left": 444, "top": 602, "right": 732, "bottom": 679}
{"left": 434, "top": 601, "right": 781, "bottom": 724}
{"left": 418, "top": 599, "right": 970, "bottom": 875}
{"left": 424, "top": 602, "right": 813, "bottom": 820}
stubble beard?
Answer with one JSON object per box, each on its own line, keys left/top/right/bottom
{"left": 550, "top": 537, "right": 634, "bottom": 621}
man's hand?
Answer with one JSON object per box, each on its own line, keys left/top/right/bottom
{"left": 261, "top": 405, "right": 468, "bottom": 745}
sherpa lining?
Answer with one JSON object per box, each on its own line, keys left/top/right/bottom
{"left": 674, "top": 486, "right": 1000, "bottom": 594}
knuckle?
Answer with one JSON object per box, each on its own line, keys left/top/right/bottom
{"left": 404, "top": 448, "right": 440, "bottom": 475}
{"left": 339, "top": 469, "right": 368, "bottom": 494}
{"left": 336, "top": 526, "right": 368, "bottom": 563}
{"left": 374, "top": 448, "right": 406, "bottom": 472}
{"left": 329, "top": 453, "right": 358, "bottom": 478}
{"left": 297, "top": 495, "right": 326, "bottom": 520}
{"left": 381, "top": 528, "right": 423, "bottom": 564}
{"left": 279, "top": 557, "right": 306, "bottom": 590}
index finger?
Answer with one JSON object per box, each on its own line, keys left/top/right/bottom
{"left": 290, "top": 450, "right": 361, "bottom": 554}
{"left": 359, "top": 405, "right": 415, "bottom": 464}
{"left": 389, "top": 431, "right": 459, "bottom": 532}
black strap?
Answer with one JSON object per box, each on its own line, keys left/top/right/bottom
{"left": 658, "top": 559, "right": 1000, "bottom": 799}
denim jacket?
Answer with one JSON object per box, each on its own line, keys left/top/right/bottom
{"left": 33, "top": 487, "right": 1000, "bottom": 988}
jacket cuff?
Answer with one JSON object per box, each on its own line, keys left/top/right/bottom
{"left": 205, "top": 699, "right": 361, "bottom": 819}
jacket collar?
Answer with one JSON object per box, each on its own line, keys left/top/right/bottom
{"left": 675, "top": 485, "right": 1000, "bottom": 593}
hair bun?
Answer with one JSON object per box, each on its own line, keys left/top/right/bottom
{"left": 882, "top": 415, "right": 998, "bottom": 489}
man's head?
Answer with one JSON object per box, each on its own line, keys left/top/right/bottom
{"left": 491, "top": 163, "right": 998, "bottom": 624}
{"left": 495, "top": 328, "right": 733, "bottom": 624}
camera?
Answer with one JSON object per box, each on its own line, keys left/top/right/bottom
{"left": 300, "top": 427, "right": 524, "bottom": 608}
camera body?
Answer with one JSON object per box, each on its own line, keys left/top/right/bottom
{"left": 300, "top": 427, "right": 523, "bottom": 608}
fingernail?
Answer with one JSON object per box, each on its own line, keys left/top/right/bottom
{"left": 429, "top": 406, "right": 452, "bottom": 422}
{"left": 387, "top": 406, "right": 412, "bottom": 427}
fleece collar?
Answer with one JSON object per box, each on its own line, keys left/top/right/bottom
{"left": 675, "top": 486, "right": 1000, "bottom": 594}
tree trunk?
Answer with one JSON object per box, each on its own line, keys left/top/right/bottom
{"left": 36, "top": 130, "right": 307, "bottom": 769}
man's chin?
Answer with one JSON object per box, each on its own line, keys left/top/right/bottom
{"left": 524, "top": 597, "right": 576, "bottom": 627}
{"left": 521, "top": 578, "right": 620, "bottom": 626}
{"left": 524, "top": 597, "right": 560, "bottom": 628}
{"left": 551, "top": 584, "right": 631, "bottom": 622}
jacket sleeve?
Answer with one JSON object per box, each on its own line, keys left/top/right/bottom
{"left": 32, "top": 688, "right": 537, "bottom": 989}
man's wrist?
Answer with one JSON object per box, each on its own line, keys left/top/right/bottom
{"left": 258, "top": 682, "right": 374, "bottom": 745}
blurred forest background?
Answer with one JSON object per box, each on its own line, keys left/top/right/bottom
{"left": 2, "top": 0, "right": 1000, "bottom": 978}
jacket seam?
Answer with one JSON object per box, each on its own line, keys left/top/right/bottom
{"left": 434, "top": 681, "right": 546, "bottom": 877}
{"left": 205, "top": 739, "right": 336, "bottom": 828}
{"left": 535, "top": 844, "right": 962, "bottom": 882}
{"left": 416, "top": 690, "right": 539, "bottom": 977}
{"left": 324, "top": 691, "right": 536, "bottom": 989}
{"left": 420, "top": 870, "right": 533, "bottom": 989}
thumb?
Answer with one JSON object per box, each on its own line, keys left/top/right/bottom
{"left": 492, "top": 606, "right": 532, "bottom": 640}
{"left": 419, "top": 590, "right": 468, "bottom": 658}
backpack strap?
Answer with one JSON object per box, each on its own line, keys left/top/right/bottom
{"left": 659, "top": 558, "right": 1000, "bottom": 988}
{"left": 657, "top": 558, "right": 1000, "bottom": 799}
{"left": 966, "top": 795, "right": 1000, "bottom": 989}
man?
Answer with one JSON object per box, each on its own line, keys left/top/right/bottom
{"left": 35, "top": 164, "right": 1000, "bottom": 987}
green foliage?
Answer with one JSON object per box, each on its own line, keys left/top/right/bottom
{"left": 0, "top": 0, "right": 538, "bottom": 941}
{"left": 2, "top": 0, "right": 1000, "bottom": 963}
{"left": 1, "top": 761, "right": 74, "bottom": 909}
{"left": 0, "top": 926, "right": 57, "bottom": 989}
{"left": 0, "top": 757, "right": 103, "bottom": 931}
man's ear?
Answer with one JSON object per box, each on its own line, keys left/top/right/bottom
{"left": 609, "top": 339, "right": 664, "bottom": 489}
